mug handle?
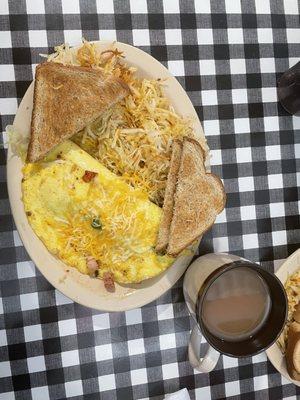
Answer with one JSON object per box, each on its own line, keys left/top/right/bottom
{"left": 188, "top": 324, "right": 220, "bottom": 373}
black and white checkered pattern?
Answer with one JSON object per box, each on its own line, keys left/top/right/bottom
{"left": 1, "top": 0, "right": 300, "bottom": 399}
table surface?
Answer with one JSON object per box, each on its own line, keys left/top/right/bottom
{"left": 1, "top": 0, "right": 300, "bottom": 399}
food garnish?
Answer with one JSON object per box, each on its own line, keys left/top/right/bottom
{"left": 91, "top": 218, "right": 102, "bottom": 230}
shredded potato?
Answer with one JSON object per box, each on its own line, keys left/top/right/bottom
{"left": 277, "top": 270, "right": 300, "bottom": 354}
{"left": 45, "top": 40, "right": 194, "bottom": 205}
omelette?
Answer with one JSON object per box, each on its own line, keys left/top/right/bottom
{"left": 22, "top": 140, "right": 174, "bottom": 284}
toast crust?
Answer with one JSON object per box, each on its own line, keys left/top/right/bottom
{"left": 155, "top": 140, "right": 183, "bottom": 253}
{"left": 27, "top": 62, "right": 129, "bottom": 162}
{"left": 166, "top": 137, "right": 226, "bottom": 256}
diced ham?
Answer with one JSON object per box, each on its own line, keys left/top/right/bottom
{"left": 103, "top": 272, "right": 115, "bottom": 292}
{"left": 86, "top": 256, "right": 98, "bottom": 274}
{"left": 82, "top": 170, "right": 97, "bottom": 182}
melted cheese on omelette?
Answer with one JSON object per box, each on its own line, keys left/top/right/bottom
{"left": 22, "top": 141, "right": 174, "bottom": 284}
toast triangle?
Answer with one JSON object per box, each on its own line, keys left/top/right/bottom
{"left": 167, "top": 137, "right": 226, "bottom": 256}
{"left": 27, "top": 62, "right": 129, "bottom": 162}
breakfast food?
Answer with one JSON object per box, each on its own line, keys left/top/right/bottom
{"left": 278, "top": 270, "right": 300, "bottom": 353}
{"left": 46, "top": 41, "right": 208, "bottom": 206}
{"left": 277, "top": 270, "right": 300, "bottom": 380}
{"left": 23, "top": 140, "right": 173, "bottom": 284}
{"left": 286, "top": 302, "right": 300, "bottom": 380}
{"left": 27, "top": 62, "right": 129, "bottom": 162}
{"left": 155, "top": 140, "right": 182, "bottom": 253}
{"left": 156, "top": 137, "right": 225, "bottom": 256}
{"left": 9, "top": 39, "right": 225, "bottom": 289}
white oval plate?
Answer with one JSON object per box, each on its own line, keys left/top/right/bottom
{"left": 266, "top": 248, "right": 300, "bottom": 386}
{"left": 7, "top": 40, "right": 208, "bottom": 312}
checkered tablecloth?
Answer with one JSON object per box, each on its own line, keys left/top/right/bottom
{"left": 1, "top": 0, "right": 300, "bottom": 399}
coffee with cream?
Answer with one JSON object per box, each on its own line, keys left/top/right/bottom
{"left": 201, "top": 267, "right": 271, "bottom": 342}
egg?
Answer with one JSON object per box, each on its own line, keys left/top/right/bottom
{"left": 22, "top": 140, "right": 174, "bottom": 284}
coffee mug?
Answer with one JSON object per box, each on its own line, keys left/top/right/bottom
{"left": 183, "top": 253, "right": 287, "bottom": 373}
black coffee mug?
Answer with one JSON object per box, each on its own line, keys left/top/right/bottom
{"left": 196, "top": 260, "right": 287, "bottom": 358}
{"left": 185, "top": 255, "right": 287, "bottom": 373}
{"left": 278, "top": 60, "right": 300, "bottom": 115}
